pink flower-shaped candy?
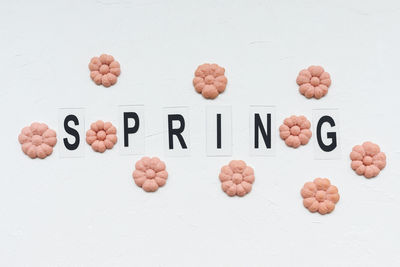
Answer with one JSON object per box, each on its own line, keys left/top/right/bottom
{"left": 301, "top": 178, "right": 340, "bottom": 215}
{"left": 89, "top": 54, "right": 121, "bottom": 87}
{"left": 296, "top": 65, "right": 331, "bottom": 99}
{"left": 350, "top": 141, "right": 386, "bottom": 178}
{"left": 193, "top": 63, "right": 227, "bottom": 99}
{"left": 279, "top": 115, "right": 312, "bottom": 148}
{"left": 132, "top": 157, "right": 168, "bottom": 192}
{"left": 219, "top": 160, "right": 255, "bottom": 197}
{"left": 18, "top": 122, "right": 57, "bottom": 159}
{"left": 86, "top": 120, "right": 117, "bottom": 153}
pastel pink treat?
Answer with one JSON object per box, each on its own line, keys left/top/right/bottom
{"left": 193, "top": 63, "right": 227, "bottom": 99}
{"left": 350, "top": 141, "right": 386, "bottom": 179}
{"left": 18, "top": 122, "right": 57, "bottom": 159}
{"left": 132, "top": 157, "right": 168, "bottom": 192}
{"left": 86, "top": 120, "right": 117, "bottom": 153}
{"left": 89, "top": 54, "right": 121, "bottom": 87}
{"left": 279, "top": 115, "right": 312, "bottom": 148}
{"left": 296, "top": 65, "right": 331, "bottom": 99}
{"left": 301, "top": 178, "right": 340, "bottom": 215}
{"left": 219, "top": 160, "right": 255, "bottom": 197}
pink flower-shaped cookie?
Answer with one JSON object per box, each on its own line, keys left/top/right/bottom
{"left": 89, "top": 54, "right": 121, "bottom": 87}
{"left": 219, "top": 160, "right": 255, "bottom": 197}
{"left": 350, "top": 141, "right": 386, "bottom": 178}
{"left": 132, "top": 157, "right": 168, "bottom": 192}
{"left": 18, "top": 122, "right": 57, "bottom": 159}
{"left": 301, "top": 178, "right": 340, "bottom": 215}
{"left": 86, "top": 120, "right": 117, "bottom": 153}
{"left": 279, "top": 115, "right": 312, "bottom": 148}
{"left": 296, "top": 65, "right": 331, "bottom": 99}
{"left": 193, "top": 63, "right": 227, "bottom": 99}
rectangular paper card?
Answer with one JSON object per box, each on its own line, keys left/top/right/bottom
{"left": 58, "top": 108, "right": 86, "bottom": 158}
{"left": 312, "top": 108, "right": 341, "bottom": 159}
{"left": 163, "top": 107, "right": 190, "bottom": 157}
{"left": 249, "top": 106, "right": 276, "bottom": 156}
{"left": 206, "top": 105, "right": 232, "bottom": 156}
{"left": 118, "top": 105, "right": 145, "bottom": 155}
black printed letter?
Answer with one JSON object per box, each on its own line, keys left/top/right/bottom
{"left": 63, "top": 115, "right": 80, "bottom": 150}
{"left": 217, "top": 114, "right": 222, "bottom": 149}
{"left": 168, "top": 114, "right": 187, "bottom": 150}
{"left": 254, "top": 113, "right": 271, "bottom": 149}
{"left": 316, "top": 115, "right": 337, "bottom": 152}
{"left": 123, "top": 112, "right": 139, "bottom": 147}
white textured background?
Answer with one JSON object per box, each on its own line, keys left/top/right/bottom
{"left": 1, "top": 0, "right": 400, "bottom": 266}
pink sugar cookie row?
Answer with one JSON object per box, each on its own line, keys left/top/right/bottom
{"left": 88, "top": 55, "right": 331, "bottom": 101}
{"left": 132, "top": 158, "right": 337, "bottom": 215}
{"left": 132, "top": 158, "right": 340, "bottom": 215}
{"left": 18, "top": 122, "right": 387, "bottom": 179}
{"left": 132, "top": 157, "right": 340, "bottom": 215}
